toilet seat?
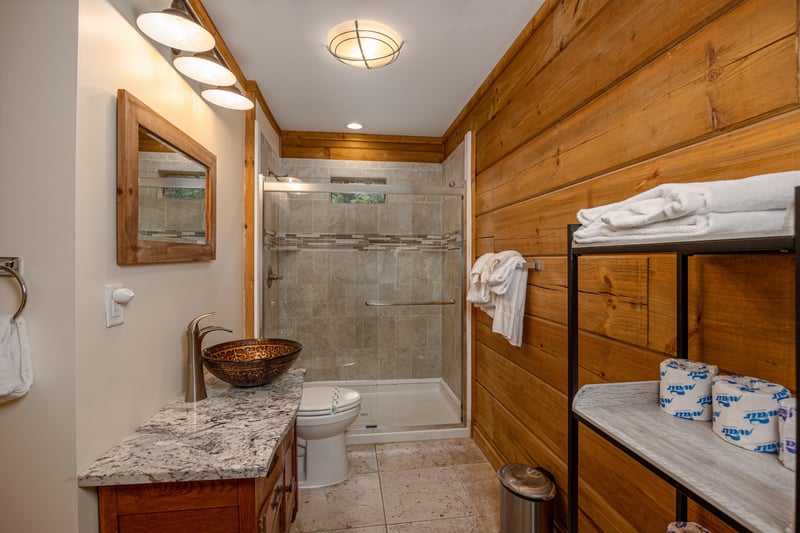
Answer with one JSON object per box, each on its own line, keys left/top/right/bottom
{"left": 299, "top": 386, "right": 361, "bottom": 417}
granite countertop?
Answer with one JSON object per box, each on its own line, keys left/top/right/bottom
{"left": 78, "top": 369, "right": 304, "bottom": 487}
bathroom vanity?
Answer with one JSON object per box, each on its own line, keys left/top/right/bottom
{"left": 79, "top": 369, "right": 303, "bottom": 533}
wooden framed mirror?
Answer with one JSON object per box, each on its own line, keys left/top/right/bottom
{"left": 116, "top": 89, "right": 216, "bottom": 264}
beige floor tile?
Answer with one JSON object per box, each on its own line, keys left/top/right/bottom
{"left": 438, "top": 438, "right": 490, "bottom": 466}
{"left": 348, "top": 444, "right": 379, "bottom": 474}
{"left": 377, "top": 440, "right": 452, "bottom": 472}
{"left": 293, "top": 473, "right": 386, "bottom": 532}
{"left": 386, "top": 515, "right": 486, "bottom": 533}
{"left": 456, "top": 463, "right": 501, "bottom": 532}
{"left": 380, "top": 466, "right": 472, "bottom": 524}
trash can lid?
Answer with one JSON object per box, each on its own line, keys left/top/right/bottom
{"left": 498, "top": 464, "right": 556, "bottom": 501}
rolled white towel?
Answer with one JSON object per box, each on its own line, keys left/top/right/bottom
{"left": 578, "top": 171, "right": 800, "bottom": 229}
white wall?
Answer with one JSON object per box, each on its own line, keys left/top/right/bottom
{"left": 0, "top": 1, "right": 80, "bottom": 531}
{"left": 1, "top": 1, "right": 247, "bottom": 531}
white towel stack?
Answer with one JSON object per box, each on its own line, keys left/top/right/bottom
{"left": 466, "top": 251, "right": 527, "bottom": 346}
{"left": 0, "top": 315, "right": 33, "bottom": 403}
{"left": 574, "top": 171, "right": 800, "bottom": 244}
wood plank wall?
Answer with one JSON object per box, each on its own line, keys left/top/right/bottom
{"left": 280, "top": 130, "right": 443, "bottom": 163}
{"left": 444, "top": 0, "right": 798, "bottom": 530}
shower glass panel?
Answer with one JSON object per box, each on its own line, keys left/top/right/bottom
{"left": 261, "top": 178, "right": 464, "bottom": 436}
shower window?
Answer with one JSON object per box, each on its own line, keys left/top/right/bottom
{"left": 330, "top": 177, "right": 387, "bottom": 204}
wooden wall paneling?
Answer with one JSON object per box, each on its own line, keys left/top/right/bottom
{"left": 475, "top": 108, "right": 800, "bottom": 257}
{"left": 579, "top": 429, "right": 676, "bottom": 532}
{"left": 475, "top": 0, "right": 745, "bottom": 173}
{"left": 280, "top": 131, "right": 443, "bottom": 163}
{"left": 475, "top": 0, "right": 798, "bottom": 215}
{"left": 694, "top": 254, "right": 796, "bottom": 387}
{"left": 576, "top": 481, "right": 641, "bottom": 533}
{"left": 646, "top": 254, "right": 700, "bottom": 355}
{"left": 577, "top": 330, "right": 665, "bottom": 385}
{"left": 475, "top": 314, "right": 567, "bottom": 394}
{"left": 443, "top": 0, "right": 611, "bottom": 158}
{"left": 475, "top": 342, "right": 568, "bottom": 453}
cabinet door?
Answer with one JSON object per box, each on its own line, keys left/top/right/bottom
{"left": 258, "top": 472, "right": 284, "bottom": 533}
{"left": 283, "top": 421, "right": 298, "bottom": 529}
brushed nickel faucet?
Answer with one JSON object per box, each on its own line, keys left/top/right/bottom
{"left": 186, "top": 312, "right": 231, "bottom": 402}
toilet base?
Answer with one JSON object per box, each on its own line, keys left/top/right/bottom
{"left": 298, "top": 432, "right": 349, "bottom": 488}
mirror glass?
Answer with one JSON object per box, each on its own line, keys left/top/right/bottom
{"left": 117, "top": 90, "right": 216, "bottom": 264}
{"left": 137, "top": 128, "right": 207, "bottom": 245}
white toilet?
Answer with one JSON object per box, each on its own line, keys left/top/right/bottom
{"left": 296, "top": 385, "right": 362, "bottom": 488}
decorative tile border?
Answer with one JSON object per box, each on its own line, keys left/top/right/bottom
{"left": 264, "top": 231, "right": 462, "bottom": 252}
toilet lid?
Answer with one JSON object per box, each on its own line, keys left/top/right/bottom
{"left": 300, "top": 386, "right": 361, "bottom": 415}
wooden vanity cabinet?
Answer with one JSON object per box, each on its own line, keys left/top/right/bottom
{"left": 98, "top": 420, "right": 298, "bottom": 533}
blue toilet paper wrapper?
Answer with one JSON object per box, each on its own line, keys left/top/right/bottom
{"left": 659, "top": 358, "right": 718, "bottom": 421}
{"left": 712, "top": 375, "right": 790, "bottom": 453}
{"left": 779, "top": 397, "right": 797, "bottom": 470}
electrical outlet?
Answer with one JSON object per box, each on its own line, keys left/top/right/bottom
{"left": 105, "top": 283, "right": 124, "bottom": 327}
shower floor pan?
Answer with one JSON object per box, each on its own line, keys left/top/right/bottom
{"left": 303, "top": 378, "right": 468, "bottom": 445}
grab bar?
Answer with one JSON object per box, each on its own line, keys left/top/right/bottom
{"left": 365, "top": 299, "right": 456, "bottom": 307}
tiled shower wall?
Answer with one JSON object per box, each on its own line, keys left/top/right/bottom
{"left": 263, "top": 158, "right": 464, "bottom": 396}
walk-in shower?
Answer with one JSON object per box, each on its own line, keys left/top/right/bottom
{"left": 258, "top": 148, "right": 470, "bottom": 444}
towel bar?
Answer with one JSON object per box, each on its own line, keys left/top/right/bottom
{"left": 517, "top": 260, "right": 543, "bottom": 271}
{"left": 0, "top": 259, "right": 27, "bottom": 321}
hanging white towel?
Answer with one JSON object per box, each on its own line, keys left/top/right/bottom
{"left": 466, "top": 252, "right": 496, "bottom": 305}
{"left": 574, "top": 209, "right": 789, "bottom": 244}
{"left": 0, "top": 315, "right": 33, "bottom": 402}
{"left": 577, "top": 171, "right": 800, "bottom": 229}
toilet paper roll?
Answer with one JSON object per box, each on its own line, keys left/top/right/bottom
{"left": 779, "top": 397, "right": 797, "bottom": 471}
{"left": 658, "top": 358, "right": 718, "bottom": 421}
{"left": 712, "top": 375, "right": 790, "bottom": 453}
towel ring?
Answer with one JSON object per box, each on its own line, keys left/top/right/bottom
{"left": 0, "top": 265, "right": 27, "bottom": 321}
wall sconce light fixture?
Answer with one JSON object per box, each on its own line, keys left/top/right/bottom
{"left": 136, "top": 0, "right": 214, "bottom": 52}
{"left": 173, "top": 51, "right": 237, "bottom": 86}
{"left": 327, "top": 20, "right": 403, "bottom": 69}
{"left": 201, "top": 85, "right": 254, "bottom": 111}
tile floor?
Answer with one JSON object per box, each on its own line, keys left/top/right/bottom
{"left": 291, "top": 438, "right": 501, "bottom": 533}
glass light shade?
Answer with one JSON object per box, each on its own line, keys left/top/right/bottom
{"left": 201, "top": 86, "right": 254, "bottom": 110}
{"left": 136, "top": 1, "right": 215, "bottom": 52}
{"left": 174, "top": 52, "right": 236, "bottom": 86}
{"left": 327, "top": 20, "right": 403, "bottom": 69}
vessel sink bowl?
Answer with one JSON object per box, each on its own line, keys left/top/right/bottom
{"left": 202, "top": 338, "right": 302, "bottom": 387}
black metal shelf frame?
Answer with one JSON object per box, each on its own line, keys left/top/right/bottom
{"left": 566, "top": 188, "right": 799, "bottom": 532}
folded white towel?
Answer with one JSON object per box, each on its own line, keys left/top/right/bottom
{"left": 578, "top": 171, "right": 800, "bottom": 229}
{"left": 0, "top": 315, "right": 33, "bottom": 403}
{"left": 574, "top": 209, "right": 788, "bottom": 244}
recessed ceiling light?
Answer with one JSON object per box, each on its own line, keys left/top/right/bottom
{"left": 347, "top": 122, "right": 364, "bottom": 130}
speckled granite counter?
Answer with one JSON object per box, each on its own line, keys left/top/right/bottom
{"left": 78, "top": 369, "right": 304, "bottom": 487}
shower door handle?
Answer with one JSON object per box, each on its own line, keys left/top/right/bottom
{"left": 267, "top": 265, "right": 283, "bottom": 288}
{"left": 365, "top": 299, "right": 456, "bottom": 307}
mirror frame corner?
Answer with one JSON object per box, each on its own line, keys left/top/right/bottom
{"left": 116, "top": 89, "right": 217, "bottom": 265}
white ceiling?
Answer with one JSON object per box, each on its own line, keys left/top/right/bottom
{"left": 196, "top": 0, "right": 546, "bottom": 137}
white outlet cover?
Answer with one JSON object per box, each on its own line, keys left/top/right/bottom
{"left": 105, "top": 283, "right": 123, "bottom": 327}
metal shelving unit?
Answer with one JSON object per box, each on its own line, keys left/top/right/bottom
{"left": 566, "top": 194, "right": 798, "bottom": 532}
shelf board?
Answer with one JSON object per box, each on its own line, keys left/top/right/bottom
{"left": 571, "top": 230, "right": 794, "bottom": 255}
{"left": 573, "top": 381, "right": 795, "bottom": 532}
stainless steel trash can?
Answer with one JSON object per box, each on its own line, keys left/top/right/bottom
{"left": 498, "top": 463, "right": 555, "bottom": 533}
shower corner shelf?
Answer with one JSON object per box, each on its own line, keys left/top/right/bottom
{"left": 566, "top": 204, "right": 798, "bottom": 533}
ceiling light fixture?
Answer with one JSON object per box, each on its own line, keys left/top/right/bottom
{"left": 173, "top": 51, "right": 237, "bottom": 86}
{"left": 201, "top": 85, "right": 254, "bottom": 110}
{"left": 136, "top": 0, "right": 215, "bottom": 52}
{"left": 347, "top": 122, "right": 364, "bottom": 130}
{"left": 327, "top": 20, "right": 403, "bottom": 69}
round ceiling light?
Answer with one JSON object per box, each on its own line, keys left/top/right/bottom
{"left": 201, "top": 85, "right": 254, "bottom": 110}
{"left": 347, "top": 122, "right": 364, "bottom": 130}
{"left": 327, "top": 20, "right": 403, "bottom": 69}
{"left": 136, "top": 0, "right": 215, "bottom": 52}
{"left": 174, "top": 51, "right": 236, "bottom": 86}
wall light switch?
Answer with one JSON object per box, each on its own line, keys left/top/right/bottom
{"left": 105, "top": 283, "right": 124, "bottom": 327}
